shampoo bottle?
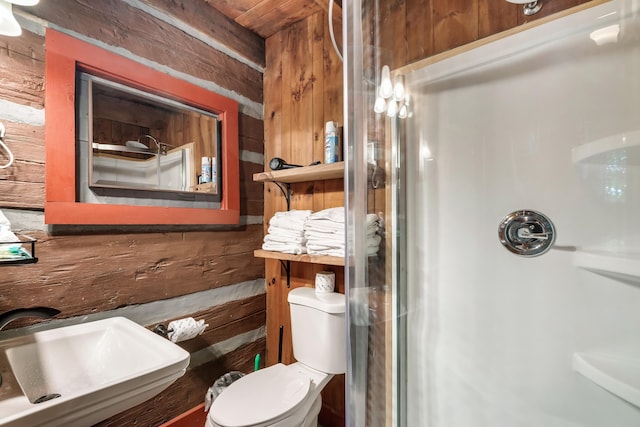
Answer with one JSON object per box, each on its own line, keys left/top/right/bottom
{"left": 324, "top": 121, "right": 340, "bottom": 164}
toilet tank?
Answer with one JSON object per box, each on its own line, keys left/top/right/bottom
{"left": 287, "top": 287, "right": 346, "bottom": 374}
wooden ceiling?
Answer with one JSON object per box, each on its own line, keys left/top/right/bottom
{"left": 204, "top": 0, "right": 341, "bottom": 39}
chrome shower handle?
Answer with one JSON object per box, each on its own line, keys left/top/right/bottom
{"left": 498, "top": 210, "right": 556, "bottom": 257}
{"left": 516, "top": 227, "right": 549, "bottom": 240}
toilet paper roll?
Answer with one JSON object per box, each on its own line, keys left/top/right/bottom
{"left": 315, "top": 271, "right": 335, "bottom": 293}
{"left": 167, "top": 317, "right": 207, "bottom": 343}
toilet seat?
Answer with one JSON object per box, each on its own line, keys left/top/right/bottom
{"left": 209, "top": 364, "right": 311, "bottom": 427}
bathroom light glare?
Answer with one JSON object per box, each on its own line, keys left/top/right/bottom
{"left": 373, "top": 66, "right": 411, "bottom": 119}
{"left": 386, "top": 100, "right": 398, "bottom": 118}
{"left": 398, "top": 104, "right": 408, "bottom": 119}
{"left": 0, "top": 1, "right": 21, "bottom": 37}
{"left": 590, "top": 24, "right": 620, "bottom": 46}
{"left": 379, "top": 65, "right": 393, "bottom": 99}
{"left": 373, "top": 96, "right": 387, "bottom": 114}
{"left": 393, "top": 75, "right": 405, "bottom": 101}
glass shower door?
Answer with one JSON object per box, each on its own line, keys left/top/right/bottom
{"left": 346, "top": 0, "right": 640, "bottom": 426}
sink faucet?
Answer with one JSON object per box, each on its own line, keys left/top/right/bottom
{"left": 0, "top": 307, "right": 60, "bottom": 331}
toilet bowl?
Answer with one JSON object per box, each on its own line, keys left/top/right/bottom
{"left": 206, "top": 288, "right": 346, "bottom": 427}
{"left": 206, "top": 362, "right": 331, "bottom": 427}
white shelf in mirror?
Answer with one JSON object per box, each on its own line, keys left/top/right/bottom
{"left": 573, "top": 352, "right": 640, "bottom": 408}
{"left": 572, "top": 131, "right": 640, "bottom": 165}
{"left": 573, "top": 251, "right": 640, "bottom": 283}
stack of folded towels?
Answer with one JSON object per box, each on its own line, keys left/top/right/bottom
{"left": 304, "top": 207, "right": 346, "bottom": 257}
{"left": 303, "top": 207, "right": 382, "bottom": 257}
{"left": 262, "top": 210, "right": 311, "bottom": 254}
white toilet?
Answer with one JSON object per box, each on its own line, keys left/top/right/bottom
{"left": 206, "top": 287, "right": 346, "bottom": 427}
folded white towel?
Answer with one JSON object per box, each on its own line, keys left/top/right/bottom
{"left": 304, "top": 224, "right": 345, "bottom": 236}
{"left": 306, "top": 237, "right": 345, "bottom": 247}
{"left": 306, "top": 240, "right": 344, "bottom": 251}
{"left": 306, "top": 247, "right": 378, "bottom": 257}
{"left": 365, "top": 213, "right": 379, "bottom": 227}
{"left": 267, "top": 226, "right": 305, "bottom": 239}
{"left": 262, "top": 241, "right": 306, "bottom": 254}
{"left": 274, "top": 209, "right": 312, "bottom": 218}
{"left": 269, "top": 216, "right": 306, "bottom": 231}
{"left": 264, "top": 233, "right": 306, "bottom": 245}
{"left": 308, "top": 207, "right": 345, "bottom": 223}
{"left": 305, "top": 208, "right": 378, "bottom": 226}
{"left": 304, "top": 219, "right": 344, "bottom": 234}
{"left": 307, "top": 247, "right": 345, "bottom": 257}
{"left": 367, "top": 234, "right": 382, "bottom": 247}
{"left": 268, "top": 210, "right": 311, "bottom": 232}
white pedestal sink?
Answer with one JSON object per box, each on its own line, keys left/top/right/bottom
{"left": 0, "top": 317, "right": 190, "bottom": 427}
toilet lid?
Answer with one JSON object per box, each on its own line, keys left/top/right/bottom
{"left": 209, "top": 364, "right": 311, "bottom": 427}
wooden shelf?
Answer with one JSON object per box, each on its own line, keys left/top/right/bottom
{"left": 254, "top": 162, "right": 345, "bottom": 267}
{"left": 253, "top": 162, "right": 344, "bottom": 183}
{"left": 254, "top": 249, "right": 345, "bottom": 266}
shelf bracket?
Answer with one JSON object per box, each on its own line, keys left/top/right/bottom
{"left": 273, "top": 182, "right": 291, "bottom": 210}
{"left": 279, "top": 259, "right": 291, "bottom": 288}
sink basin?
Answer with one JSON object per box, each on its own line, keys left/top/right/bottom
{"left": 0, "top": 317, "right": 190, "bottom": 427}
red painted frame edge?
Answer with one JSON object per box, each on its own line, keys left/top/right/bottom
{"left": 44, "top": 29, "right": 240, "bottom": 225}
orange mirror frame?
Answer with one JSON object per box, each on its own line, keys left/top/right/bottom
{"left": 44, "top": 29, "right": 240, "bottom": 225}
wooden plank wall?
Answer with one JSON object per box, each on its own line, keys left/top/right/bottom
{"left": 0, "top": 1, "right": 265, "bottom": 425}
{"left": 263, "top": 1, "right": 597, "bottom": 426}
{"left": 263, "top": 11, "right": 346, "bottom": 427}
{"left": 377, "top": 0, "right": 593, "bottom": 69}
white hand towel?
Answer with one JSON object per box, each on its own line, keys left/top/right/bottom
{"left": 304, "top": 227, "right": 343, "bottom": 238}
{"left": 264, "top": 233, "right": 306, "bottom": 245}
{"left": 308, "top": 207, "right": 345, "bottom": 223}
{"left": 267, "top": 226, "right": 306, "bottom": 239}
{"left": 270, "top": 216, "right": 306, "bottom": 231}
{"left": 305, "top": 236, "right": 344, "bottom": 249}
{"left": 304, "top": 219, "right": 344, "bottom": 233}
{"left": 367, "top": 234, "right": 382, "bottom": 247}
{"left": 306, "top": 240, "right": 344, "bottom": 250}
{"left": 365, "top": 213, "right": 379, "bottom": 227}
{"left": 262, "top": 241, "right": 306, "bottom": 254}
{"left": 272, "top": 209, "right": 312, "bottom": 218}
{"left": 307, "top": 247, "right": 345, "bottom": 257}
{"left": 268, "top": 210, "right": 311, "bottom": 231}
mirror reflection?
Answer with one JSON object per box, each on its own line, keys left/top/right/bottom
{"left": 81, "top": 73, "right": 221, "bottom": 197}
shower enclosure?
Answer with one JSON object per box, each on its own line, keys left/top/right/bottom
{"left": 345, "top": 1, "right": 640, "bottom": 425}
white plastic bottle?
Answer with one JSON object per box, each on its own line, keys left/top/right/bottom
{"left": 324, "top": 121, "right": 340, "bottom": 164}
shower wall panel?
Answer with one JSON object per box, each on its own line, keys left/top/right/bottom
{"left": 403, "top": 2, "right": 640, "bottom": 425}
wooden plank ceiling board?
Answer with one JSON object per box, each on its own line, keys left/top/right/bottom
{"left": 204, "top": 0, "right": 342, "bottom": 38}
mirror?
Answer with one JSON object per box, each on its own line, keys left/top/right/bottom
{"left": 44, "top": 29, "right": 240, "bottom": 225}
{"left": 80, "top": 73, "right": 221, "bottom": 198}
